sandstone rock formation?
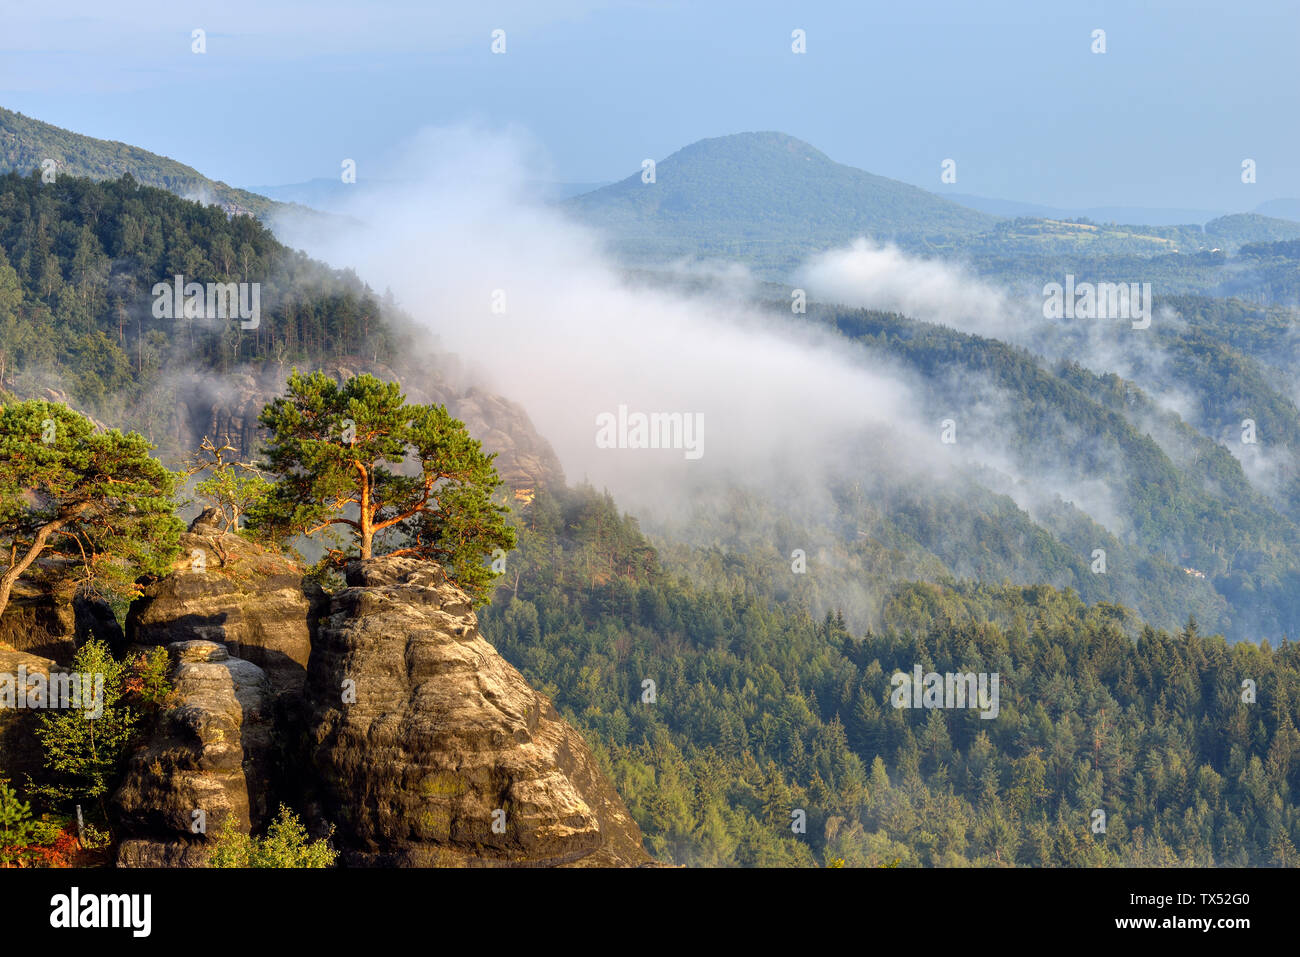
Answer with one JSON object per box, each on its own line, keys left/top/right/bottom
{"left": 126, "top": 510, "right": 319, "bottom": 694}
{"left": 113, "top": 640, "right": 273, "bottom": 867}
{"left": 305, "top": 556, "right": 652, "bottom": 867}
{"left": 0, "top": 644, "right": 55, "bottom": 784}
{"left": 0, "top": 575, "right": 123, "bottom": 665}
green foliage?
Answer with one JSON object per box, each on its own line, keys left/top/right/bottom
{"left": 0, "top": 398, "right": 182, "bottom": 616}
{"left": 249, "top": 370, "right": 515, "bottom": 604}
{"left": 208, "top": 806, "right": 338, "bottom": 868}
{"left": 30, "top": 640, "right": 137, "bottom": 810}
{"left": 0, "top": 778, "right": 36, "bottom": 866}
{"left": 126, "top": 646, "right": 173, "bottom": 711}
{"left": 482, "top": 486, "right": 1300, "bottom": 867}
{"left": 26, "top": 814, "right": 66, "bottom": 847}
{"left": 0, "top": 169, "right": 396, "bottom": 446}
{"left": 181, "top": 435, "right": 273, "bottom": 534}
{"left": 194, "top": 468, "right": 273, "bottom": 534}
{"left": 79, "top": 821, "right": 111, "bottom": 850}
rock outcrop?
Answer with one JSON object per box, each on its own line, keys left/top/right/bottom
{"left": 0, "top": 644, "right": 56, "bottom": 784}
{"left": 0, "top": 576, "right": 123, "bottom": 665}
{"left": 305, "top": 556, "right": 652, "bottom": 867}
{"left": 113, "top": 640, "right": 273, "bottom": 867}
{"left": 114, "top": 539, "right": 654, "bottom": 867}
{"left": 126, "top": 510, "right": 319, "bottom": 694}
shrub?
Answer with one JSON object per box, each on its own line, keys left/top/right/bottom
{"left": 208, "top": 806, "right": 337, "bottom": 868}
{"left": 0, "top": 778, "right": 35, "bottom": 866}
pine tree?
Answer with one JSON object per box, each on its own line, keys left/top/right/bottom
{"left": 0, "top": 399, "right": 181, "bottom": 617}
{"left": 248, "top": 370, "right": 515, "bottom": 604}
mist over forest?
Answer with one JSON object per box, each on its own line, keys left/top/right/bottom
{"left": 2, "top": 4, "right": 1300, "bottom": 888}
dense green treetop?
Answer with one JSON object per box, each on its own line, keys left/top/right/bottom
{"left": 0, "top": 398, "right": 182, "bottom": 616}
{"left": 249, "top": 370, "right": 515, "bottom": 603}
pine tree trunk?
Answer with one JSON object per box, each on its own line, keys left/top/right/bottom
{"left": 0, "top": 515, "right": 72, "bottom": 619}
{"left": 359, "top": 467, "right": 373, "bottom": 559}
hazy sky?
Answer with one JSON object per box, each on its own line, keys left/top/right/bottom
{"left": 2, "top": 0, "right": 1297, "bottom": 209}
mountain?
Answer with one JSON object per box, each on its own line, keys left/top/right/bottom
{"left": 565, "top": 131, "right": 998, "bottom": 276}
{"left": 1204, "top": 212, "right": 1300, "bottom": 246}
{"left": 0, "top": 106, "right": 290, "bottom": 220}
{"left": 563, "top": 133, "right": 1300, "bottom": 277}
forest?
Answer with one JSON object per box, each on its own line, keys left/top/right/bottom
{"left": 2, "top": 169, "right": 1298, "bottom": 868}
{"left": 482, "top": 485, "right": 1300, "bottom": 866}
{"left": 0, "top": 170, "right": 395, "bottom": 432}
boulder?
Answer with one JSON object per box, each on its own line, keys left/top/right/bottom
{"left": 0, "top": 577, "right": 123, "bottom": 665}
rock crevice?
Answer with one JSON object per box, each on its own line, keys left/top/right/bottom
{"left": 110, "top": 546, "right": 652, "bottom": 867}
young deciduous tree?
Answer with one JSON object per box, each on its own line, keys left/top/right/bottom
{"left": 248, "top": 371, "right": 516, "bottom": 604}
{"left": 179, "top": 434, "right": 272, "bottom": 535}
{"left": 31, "top": 640, "right": 137, "bottom": 814}
{"left": 0, "top": 400, "right": 182, "bottom": 618}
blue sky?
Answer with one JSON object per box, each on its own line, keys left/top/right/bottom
{"left": 2, "top": 0, "right": 1297, "bottom": 209}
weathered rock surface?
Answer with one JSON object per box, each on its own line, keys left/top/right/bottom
{"left": 126, "top": 510, "right": 319, "bottom": 694}
{"left": 0, "top": 575, "right": 123, "bottom": 665}
{"left": 0, "top": 644, "right": 55, "bottom": 784}
{"left": 305, "top": 556, "right": 653, "bottom": 867}
{"left": 113, "top": 640, "right": 273, "bottom": 867}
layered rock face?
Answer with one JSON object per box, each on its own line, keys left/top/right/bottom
{"left": 305, "top": 556, "right": 652, "bottom": 867}
{"left": 113, "top": 640, "right": 273, "bottom": 867}
{"left": 115, "top": 538, "right": 654, "bottom": 867}
{"left": 0, "top": 645, "right": 56, "bottom": 784}
{"left": 126, "top": 510, "right": 318, "bottom": 694}
{"left": 0, "top": 576, "right": 123, "bottom": 664}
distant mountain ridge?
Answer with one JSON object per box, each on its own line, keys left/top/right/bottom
{"left": 246, "top": 177, "right": 609, "bottom": 212}
{"left": 946, "top": 191, "right": 1300, "bottom": 228}
{"left": 567, "top": 131, "right": 1300, "bottom": 276}
{"left": 944, "top": 193, "right": 1229, "bottom": 225}
{"left": 1254, "top": 197, "right": 1300, "bottom": 222}
{"left": 0, "top": 106, "right": 290, "bottom": 220}
{"left": 565, "top": 131, "right": 999, "bottom": 276}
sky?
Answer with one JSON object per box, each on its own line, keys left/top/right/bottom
{"left": 1, "top": 0, "right": 1298, "bottom": 210}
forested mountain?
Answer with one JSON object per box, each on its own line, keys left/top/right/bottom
{"left": 0, "top": 170, "right": 395, "bottom": 441}
{"left": 775, "top": 301, "right": 1300, "bottom": 642}
{"left": 3, "top": 114, "right": 1298, "bottom": 871}
{"left": 0, "top": 106, "right": 289, "bottom": 219}
{"left": 564, "top": 132, "right": 998, "bottom": 275}
{"left": 566, "top": 132, "right": 1300, "bottom": 279}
